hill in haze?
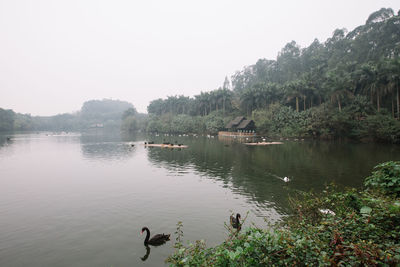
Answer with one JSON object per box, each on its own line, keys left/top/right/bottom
{"left": 0, "top": 99, "right": 138, "bottom": 132}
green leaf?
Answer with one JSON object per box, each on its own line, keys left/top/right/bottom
{"left": 360, "top": 206, "right": 372, "bottom": 215}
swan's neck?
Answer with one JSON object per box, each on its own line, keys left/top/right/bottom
{"left": 236, "top": 214, "right": 240, "bottom": 223}
{"left": 144, "top": 228, "right": 150, "bottom": 245}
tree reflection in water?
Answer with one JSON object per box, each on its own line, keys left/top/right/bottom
{"left": 145, "top": 135, "right": 400, "bottom": 214}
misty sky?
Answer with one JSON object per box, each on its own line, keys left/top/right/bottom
{"left": 1, "top": 0, "right": 399, "bottom": 116}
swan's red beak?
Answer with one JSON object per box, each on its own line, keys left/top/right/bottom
{"left": 140, "top": 230, "right": 143, "bottom": 235}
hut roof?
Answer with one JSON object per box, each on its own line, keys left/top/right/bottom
{"left": 225, "top": 116, "right": 246, "bottom": 128}
{"left": 237, "top": 119, "right": 254, "bottom": 129}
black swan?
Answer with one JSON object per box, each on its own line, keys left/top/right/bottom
{"left": 141, "top": 227, "right": 170, "bottom": 246}
{"left": 230, "top": 213, "right": 241, "bottom": 230}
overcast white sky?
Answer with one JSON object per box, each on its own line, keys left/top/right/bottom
{"left": 0, "top": 0, "right": 399, "bottom": 116}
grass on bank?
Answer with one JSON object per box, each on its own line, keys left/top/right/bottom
{"left": 166, "top": 161, "right": 400, "bottom": 266}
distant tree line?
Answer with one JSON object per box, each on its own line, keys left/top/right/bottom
{"left": 147, "top": 82, "right": 235, "bottom": 117}
{"left": 0, "top": 99, "right": 137, "bottom": 132}
{"left": 142, "top": 8, "right": 400, "bottom": 142}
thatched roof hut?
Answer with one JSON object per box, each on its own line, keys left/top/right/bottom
{"left": 225, "top": 116, "right": 256, "bottom": 132}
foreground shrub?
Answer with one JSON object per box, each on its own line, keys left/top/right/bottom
{"left": 365, "top": 161, "right": 400, "bottom": 196}
{"left": 167, "top": 163, "right": 400, "bottom": 266}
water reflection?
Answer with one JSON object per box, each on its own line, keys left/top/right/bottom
{"left": 79, "top": 132, "right": 137, "bottom": 161}
{"left": 0, "top": 135, "right": 12, "bottom": 148}
{"left": 140, "top": 246, "right": 151, "bottom": 261}
{"left": 145, "top": 138, "right": 290, "bottom": 215}
{"left": 145, "top": 136, "right": 400, "bottom": 214}
{"left": 1, "top": 132, "right": 399, "bottom": 267}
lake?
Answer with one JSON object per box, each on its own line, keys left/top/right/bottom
{"left": 0, "top": 132, "right": 399, "bottom": 266}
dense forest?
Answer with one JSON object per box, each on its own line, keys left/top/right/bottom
{"left": 134, "top": 8, "right": 400, "bottom": 142}
{"left": 0, "top": 99, "right": 137, "bottom": 132}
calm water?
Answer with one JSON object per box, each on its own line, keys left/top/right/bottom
{"left": 0, "top": 132, "right": 399, "bottom": 266}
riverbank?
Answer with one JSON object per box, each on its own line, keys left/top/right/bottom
{"left": 167, "top": 161, "right": 400, "bottom": 266}
{"left": 140, "top": 101, "right": 400, "bottom": 144}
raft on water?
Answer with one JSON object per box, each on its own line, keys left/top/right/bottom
{"left": 145, "top": 144, "right": 188, "bottom": 148}
{"left": 244, "top": 142, "right": 283, "bottom": 146}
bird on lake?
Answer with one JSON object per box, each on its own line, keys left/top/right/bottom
{"left": 141, "top": 227, "right": 170, "bottom": 246}
{"left": 230, "top": 213, "right": 241, "bottom": 230}
{"left": 283, "top": 176, "right": 290, "bottom": 183}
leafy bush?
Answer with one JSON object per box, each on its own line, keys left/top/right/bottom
{"left": 167, "top": 163, "right": 400, "bottom": 266}
{"left": 364, "top": 114, "right": 400, "bottom": 143}
{"left": 365, "top": 161, "right": 400, "bottom": 196}
{"left": 253, "top": 104, "right": 310, "bottom": 137}
{"left": 204, "top": 112, "right": 225, "bottom": 135}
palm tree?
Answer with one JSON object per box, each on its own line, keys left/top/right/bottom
{"left": 284, "top": 81, "right": 304, "bottom": 112}
{"left": 240, "top": 88, "right": 256, "bottom": 116}
{"left": 388, "top": 58, "right": 400, "bottom": 119}
{"left": 358, "top": 63, "right": 380, "bottom": 111}
{"left": 325, "top": 69, "right": 353, "bottom": 112}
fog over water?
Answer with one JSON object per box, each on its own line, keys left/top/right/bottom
{"left": 1, "top": 0, "right": 399, "bottom": 115}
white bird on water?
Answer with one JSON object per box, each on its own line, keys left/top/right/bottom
{"left": 283, "top": 176, "right": 290, "bottom": 183}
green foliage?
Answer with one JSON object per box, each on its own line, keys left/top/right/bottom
{"left": 81, "top": 99, "right": 134, "bottom": 121}
{"left": 121, "top": 108, "right": 137, "bottom": 120}
{"left": 145, "top": 112, "right": 226, "bottom": 134}
{"left": 0, "top": 99, "right": 141, "bottom": 132}
{"left": 204, "top": 112, "right": 225, "bottom": 135}
{"left": 365, "top": 161, "right": 400, "bottom": 196}
{"left": 121, "top": 116, "right": 138, "bottom": 132}
{"left": 364, "top": 114, "right": 400, "bottom": 143}
{"left": 13, "top": 113, "right": 34, "bottom": 131}
{"left": 167, "top": 163, "right": 400, "bottom": 266}
{"left": 0, "top": 108, "right": 15, "bottom": 131}
{"left": 147, "top": 90, "right": 234, "bottom": 117}
{"left": 251, "top": 98, "right": 400, "bottom": 142}
{"left": 79, "top": 99, "right": 135, "bottom": 129}
{"left": 121, "top": 109, "right": 148, "bottom": 132}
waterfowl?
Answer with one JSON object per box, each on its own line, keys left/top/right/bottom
{"left": 230, "top": 213, "right": 241, "bottom": 230}
{"left": 141, "top": 227, "right": 170, "bottom": 246}
{"left": 283, "top": 176, "right": 290, "bottom": 183}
